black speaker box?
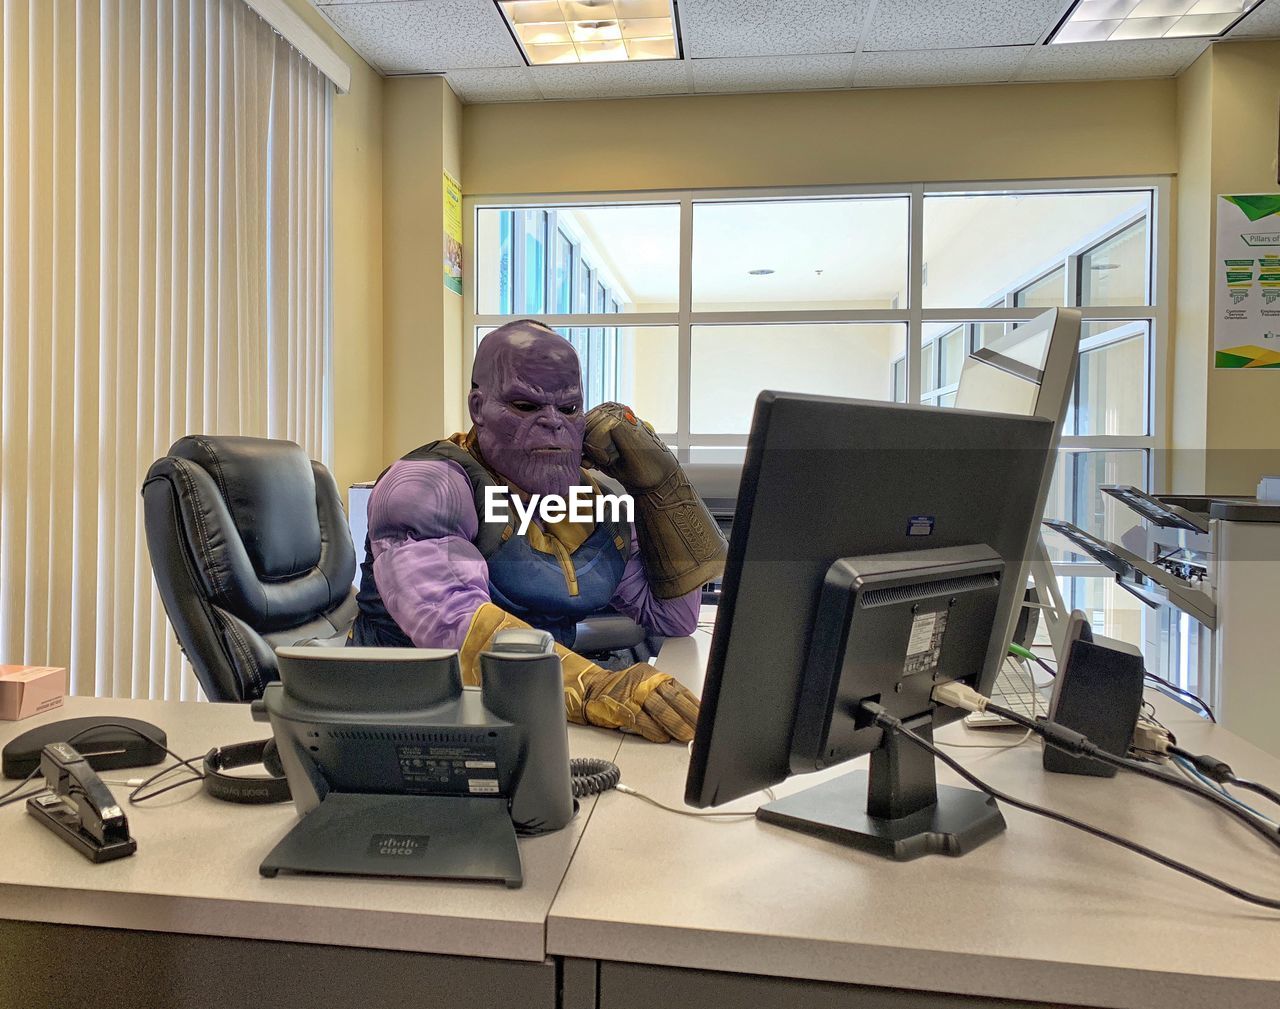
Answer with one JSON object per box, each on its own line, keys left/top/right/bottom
{"left": 1044, "top": 635, "right": 1145, "bottom": 777}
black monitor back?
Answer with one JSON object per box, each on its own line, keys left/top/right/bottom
{"left": 686, "top": 393, "right": 1055, "bottom": 807}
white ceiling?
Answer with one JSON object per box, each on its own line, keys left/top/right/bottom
{"left": 311, "top": 0, "right": 1280, "bottom": 102}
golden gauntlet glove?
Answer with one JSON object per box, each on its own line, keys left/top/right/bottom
{"left": 582, "top": 402, "right": 727, "bottom": 599}
{"left": 460, "top": 602, "right": 700, "bottom": 744}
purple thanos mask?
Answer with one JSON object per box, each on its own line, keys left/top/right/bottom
{"left": 468, "top": 320, "right": 587, "bottom": 501}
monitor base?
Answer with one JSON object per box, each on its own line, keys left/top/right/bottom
{"left": 757, "top": 770, "right": 1006, "bottom": 861}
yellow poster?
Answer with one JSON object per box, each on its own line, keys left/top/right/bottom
{"left": 443, "top": 171, "right": 462, "bottom": 296}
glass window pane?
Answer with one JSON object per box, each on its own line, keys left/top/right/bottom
{"left": 972, "top": 322, "right": 1006, "bottom": 350}
{"left": 923, "top": 191, "right": 1152, "bottom": 308}
{"left": 692, "top": 197, "right": 909, "bottom": 312}
{"left": 478, "top": 326, "right": 677, "bottom": 429}
{"left": 588, "top": 328, "right": 605, "bottom": 406}
{"left": 939, "top": 327, "right": 965, "bottom": 387}
{"left": 1151, "top": 606, "right": 1206, "bottom": 700}
{"left": 615, "top": 327, "right": 678, "bottom": 432}
{"left": 1073, "top": 322, "right": 1148, "bottom": 436}
{"left": 1043, "top": 449, "right": 1148, "bottom": 563}
{"left": 690, "top": 324, "right": 907, "bottom": 434}
{"left": 1013, "top": 266, "right": 1065, "bottom": 309}
{"left": 1062, "top": 577, "right": 1146, "bottom": 650}
{"left": 552, "top": 229, "right": 573, "bottom": 313}
{"left": 520, "top": 209, "right": 547, "bottom": 313}
{"left": 921, "top": 340, "right": 937, "bottom": 394}
{"left": 1080, "top": 219, "right": 1148, "bottom": 307}
{"left": 477, "top": 203, "right": 678, "bottom": 314}
{"left": 891, "top": 358, "right": 906, "bottom": 403}
{"left": 576, "top": 261, "right": 593, "bottom": 312}
{"left": 477, "top": 211, "right": 515, "bottom": 315}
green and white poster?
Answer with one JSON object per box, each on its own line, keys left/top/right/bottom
{"left": 1215, "top": 194, "right": 1280, "bottom": 368}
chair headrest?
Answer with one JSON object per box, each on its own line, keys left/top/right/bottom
{"left": 168, "top": 435, "right": 322, "bottom": 581}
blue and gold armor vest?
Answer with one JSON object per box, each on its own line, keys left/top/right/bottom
{"left": 352, "top": 437, "right": 632, "bottom": 648}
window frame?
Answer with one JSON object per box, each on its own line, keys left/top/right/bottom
{"left": 464, "top": 179, "right": 1169, "bottom": 497}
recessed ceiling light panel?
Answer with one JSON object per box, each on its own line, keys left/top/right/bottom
{"left": 497, "top": 0, "right": 682, "bottom": 65}
{"left": 1047, "top": 0, "right": 1262, "bottom": 42}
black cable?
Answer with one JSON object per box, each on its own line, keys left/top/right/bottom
{"left": 984, "top": 701, "right": 1280, "bottom": 854}
{"left": 1169, "top": 745, "right": 1280, "bottom": 809}
{"left": 128, "top": 753, "right": 207, "bottom": 804}
{"left": 865, "top": 704, "right": 1280, "bottom": 912}
{"left": 1027, "top": 653, "right": 1058, "bottom": 680}
{"left": 570, "top": 757, "right": 620, "bottom": 799}
{"left": 3, "top": 722, "right": 206, "bottom": 808}
{"left": 0, "top": 786, "right": 48, "bottom": 809}
{"left": 1143, "top": 674, "right": 1216, "bottom": 722}
{"left": 0, "top": 767, "right": 41, "bottom": 804}
{"left": 1234, "top": 778, "right": 1280, "bottom": 809}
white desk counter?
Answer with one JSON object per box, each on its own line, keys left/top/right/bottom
{"left": 548, "top": 624, "right": 1280, "bottom": 1009}
{"left": 0, "top": 695, "right": 621, "bottom": 965}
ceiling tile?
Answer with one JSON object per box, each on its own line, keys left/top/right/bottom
{"left": 1015, "top": 37, "right": 1211, "bottom": 80}
{"left": 691, "top": 54, "right": 856, "bottom": 93}
{"left": 1228, "top": 0, "right": 1280, "bottom": 37}
{"left": 852, "top": 46, "right": 1029, "bottom": 87}
{"left": 863, "top": 0, "right": 1066, "bottom": 51}
{"left": 680, "top": 0, "right": 871, "bottom": 58}
{"left": 445, "top": 67, "right": 543, "bottom": 103}
{"left": 527, "top": 60, "right": 690, "bottom": 99}
{"left": 318, "top": 1, "right": 521, "bottom": 74}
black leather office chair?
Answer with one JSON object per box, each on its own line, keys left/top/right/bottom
{"left": 142, "top": 436, "right": 357, "bottom": 702}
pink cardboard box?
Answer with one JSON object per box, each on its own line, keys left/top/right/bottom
{"left": 0, "top": 665, "right": 67, "bottom": 721}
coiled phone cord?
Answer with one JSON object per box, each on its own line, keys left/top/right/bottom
{"left": 570, "top": 757, "right": 621, "bottom": 798}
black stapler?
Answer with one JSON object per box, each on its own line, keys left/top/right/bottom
{"left": 26, "top": 742, "right": 137, "bottom": 862}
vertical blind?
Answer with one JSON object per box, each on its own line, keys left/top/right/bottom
{"left": 0, "top": 0, "right": 332, "bottom": 700}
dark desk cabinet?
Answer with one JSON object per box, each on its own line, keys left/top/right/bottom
{"left": 0, "top": 920, "right": 557, "bottom": 1009}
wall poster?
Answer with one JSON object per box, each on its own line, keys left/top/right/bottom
{"left": 443, "top": 171, "right": 463, "bottom": 296}
{"left": 1215, "top": 194, "right": 1280, "bottom": 368}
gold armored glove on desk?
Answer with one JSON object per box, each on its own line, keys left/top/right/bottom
{"left": 460, "top": 602, "right": 700, "bottom": 744}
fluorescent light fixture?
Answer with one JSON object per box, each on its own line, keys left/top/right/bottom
{"left": 497, "top": 0, "right": 681, "bottom": 65}
{"left": 1048, "top": 0, "right": 1262, "bottom": 42}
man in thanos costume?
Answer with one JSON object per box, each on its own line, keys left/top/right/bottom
{"left": 351, "top": 319, "right": 727, "bottom": 744}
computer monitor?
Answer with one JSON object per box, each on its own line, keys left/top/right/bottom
{"left": 684, "top": 393, "right": 1056, "bottom": 859}
{"left": 956, "top": 308, "right": 1082, "bottom": 657}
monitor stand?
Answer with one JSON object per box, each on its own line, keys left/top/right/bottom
{"left": 259, "top": 793, "right": 523, "bottom": 887}
{"left": 756, "top": 715, "right": 1005, "bottom": 861}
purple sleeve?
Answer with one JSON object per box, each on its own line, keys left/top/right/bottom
{"left": 607, "top": 529, "right": 701, "bottom": 638}
{"left": 367, "top": 459, "right": 491, "bottom": 650}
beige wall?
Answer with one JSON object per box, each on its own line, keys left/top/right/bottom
{"left": 1173, "top": 40, "right": 1280, "bottom": 495}
{"left": 1172, "top": 51, "right": 1214, "bottom": 493}
{"left": 283, "top": 0, "right": 384, "bottom": 497}
{"left": 382, "top": 76, "right": 466, "bottom": 461}
{"left": 1203, "top": 41, "right": 1280, "bottom": 494}
{"left": 463, "top": 80, "right": 1178, "bottom": 196}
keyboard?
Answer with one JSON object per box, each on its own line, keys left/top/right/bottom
{"left": 965, "top": 656, "right": 1051, "bottom": 729}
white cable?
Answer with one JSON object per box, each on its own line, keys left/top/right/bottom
{"left": 936, "top": 661, "right": 1040, "bottom": 751}
{"left": 615, "top": 784, "right": 776, "bottom": 819}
